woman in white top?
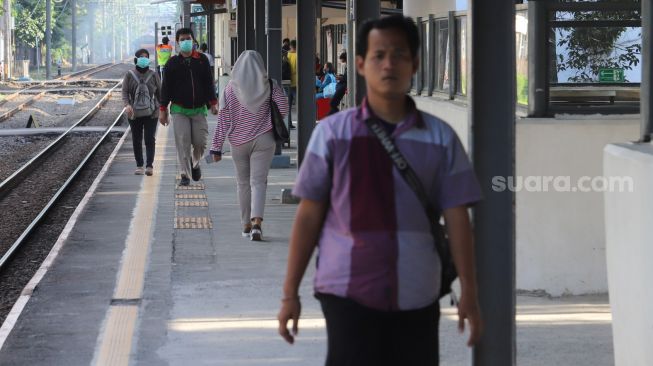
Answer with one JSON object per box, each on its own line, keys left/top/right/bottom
{"left": 210, "top": 50, "right": 289, "bottom": 241}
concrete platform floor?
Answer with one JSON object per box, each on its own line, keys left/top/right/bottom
{"left": 0, "top": 114, "right": 614, "bottom": 365}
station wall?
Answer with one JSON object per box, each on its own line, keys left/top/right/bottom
{"left": 413, "top": 94, "right": 640, "bottom": 296}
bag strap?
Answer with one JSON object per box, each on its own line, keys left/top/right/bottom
{"left": 143, "top": 71, "right": 154, "bottom": 84}
{"left": 268, "top": 78, "right": 274, "bottom": 102}
{"left": 129, "top": 69, "right": 153, "bottom": 85}
{"left": 364, "top": 117, "right": 446, "bottom": 256}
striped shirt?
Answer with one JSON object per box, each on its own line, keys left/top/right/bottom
{"left": 293, "top": 97, "right": 482, "bottom": 311}
{"left": 210, "top": 81, "right": 289, "bottom": 153}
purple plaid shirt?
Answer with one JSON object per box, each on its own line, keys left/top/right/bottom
{"left": 293, "top": 97, "right": 482, "bottom": 311}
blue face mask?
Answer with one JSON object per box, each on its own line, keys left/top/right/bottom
{"left": 136, "top": 57, "right": 150, "bottom": 68}
{"left": 179, "top": 39, "right": 193, "bottom": 53}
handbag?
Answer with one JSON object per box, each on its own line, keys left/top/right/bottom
{"left": 268, "top": 79, "right": 290, "bottom": 143}
{"left": 364, "top": 117, "right": 458, "bottom": 300}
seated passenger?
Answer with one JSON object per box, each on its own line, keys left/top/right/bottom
{"left": 315, "top": 62, "right": 337, "bottom": 99}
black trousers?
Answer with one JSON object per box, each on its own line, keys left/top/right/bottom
{"left": 129, "top": 116, "right": 157, "bottom": 168}
{"left": 329, "top": 82, "right": 347, "bottom": 115}
{"left": 317, "top": 293, "right": 440, "bottom": 366}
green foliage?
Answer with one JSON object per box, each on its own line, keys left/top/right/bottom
{"left": 517, "top": 74, "right": 528, "bottom": 105}
{"left": 14, "top": 0, "right": 87, "bottom": 62}
{"left": 14, "top": 0, "right": 47, "bottom": 47}
{"left": 555, "top": 2, "right": 641, "bottom": 82}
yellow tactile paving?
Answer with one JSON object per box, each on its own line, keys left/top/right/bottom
{"left": 94, "top": 305, "right": 138, "bottom": 366}
{"left": 174, "top": 216, "right": 213, "bottom": 229}
{"left": 175, "top": 200, "right": 209, "bottom": 207}
{"left": 93, "top": 122, "right": 169, "bottom": 366}
{"left": 176, "top": 183, "right": 205, "bottom": 190}
{"left": 175, "top": 193, "right": 207, "bottom": 199}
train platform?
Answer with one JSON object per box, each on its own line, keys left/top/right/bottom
{"left": 0, "top": 115, "right": 614, "bottom": 365}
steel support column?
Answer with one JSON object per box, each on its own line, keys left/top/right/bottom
{"left": 155, "top": 22, "right": 159, "bottom": 70}
{"left": 245, "top": 0, "right": 255, "bottom": 50}
{"left": 256, "top": 0, "right": 267, "bottom": 66}
{"left": 209, "top": 5, "right": 216, "bottom": 55}
{"left": 346, "top": 0, "right": 355, "bottom": 107}
{"left": 296, "top": 0, "right": 316, "bottom": 166}
{"left": 470, "top": 0, "right": 516, "bottom": 364}
{"left": 641, "top": 0, "right": 652, "bottom": 142}
{"left": 238, "top": 1, "right": 246, "bottom": 56}
{"left": 528, "top": 0, "right": 548, "bottom": 117}
{"left": 267, "top": 0, "right": 283, "bottom": 156}
{"left": 267, "top": 0, "right": 282, "bottom": 87}
{"left": 353, "top": 0, "right": 379, "bottom": 105}
{"left": 183, "top": 2, "right": 191, "bottom": 28}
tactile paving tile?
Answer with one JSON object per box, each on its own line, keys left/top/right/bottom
{"left": 174, "top": 216, "right": 213, "bottom": 229}
{"left": 176, "top": 200, "right": 209, "bottom": 207}
{"left": 175, "top": 193, "right": 207, "bottom": 199}
{"left": 176, "top": 183, "right": 205, "bottom": 190}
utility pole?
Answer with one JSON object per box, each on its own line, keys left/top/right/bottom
{"left": 3, "top": 0, "right": 11, "bottom": 80}
{"left": 126, "top": 4, "right": 131, "bottom": 60}
{"left": 111, "top": 1, "right": 116, "bottom": 63}
{"left": 72, "top": 0, "right": 77, "bottom": 71}
{"left": 88, "top": 2, "right": 94, "bottom": 64}
{"left": 46, "top": 0, "right": 52, "bottom": 79}
{"left": 101, "top": 1, "right": 106, "bottom": 61}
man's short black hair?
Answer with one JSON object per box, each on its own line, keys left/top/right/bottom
{"left": 200, "top": 43, "right": 208, "bottom": 52}
{"left": 283, "top": 38, "right": 290, "bottom": 44}
{"left": 162, "top": 36, "right": 169, "bottom": 44}
{"left": 290, "top": 40, "right": 297, "bottom": 49}
{"left": 339, "top": 52, "right": 347, "bottom": 61}
{"left": 176, "top": 27, "right": 194, "bottom": 42}
{"left": 356, "top": 15, "right": 419, "bottom": 59}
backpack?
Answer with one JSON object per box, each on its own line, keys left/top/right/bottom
{"left": 322, "top": 74, "right": 337, "bottom": 98}
{"left": 128, "top": 70, "right": 156, "bottom": 119}
{"left": 281, "top": 59, "right": 291, "bottom": 81}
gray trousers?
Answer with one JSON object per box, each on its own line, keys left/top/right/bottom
{"left": 231, "top": 131, "right": 276, "bottom": 225}
{"left": 172, "top": 113, "right": 208, "bottom": 178}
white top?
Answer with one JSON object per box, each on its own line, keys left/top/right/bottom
{"left": 202, "top": 52, "right": 215, "bottom": 67}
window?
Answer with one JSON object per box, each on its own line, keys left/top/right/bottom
{"left": 434, "top": 19, "right": 449, "bottom": 92}
{"left": 547, "top": 4, "right": 641, "bottom": 110}
{"left": 516, "top": 10, "right": 529, "bottom": 105}
{"left": 455, "top": 16, "right": 467, "bottom": 96}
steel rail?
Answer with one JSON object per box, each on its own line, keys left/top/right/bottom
{"left": 79, "top": 63, "right": 125, "bottom": 80}
{"left": 0, "top": 82, "right": 122, "bottom": 200}
{"left": 0, "top": 82, "right": 45, "bottom": 107}
{"left": 0, "top": 108, "right": 127, "bottom": 271}
{"left": 0, "top": 91, "right": 47, "bottom": 122}
{"left": 59, "top": 63, "right": 114, "bottom": 81}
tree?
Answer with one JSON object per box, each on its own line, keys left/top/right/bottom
{"left": 555, "top": 0, "right": 641, "bottom": 83}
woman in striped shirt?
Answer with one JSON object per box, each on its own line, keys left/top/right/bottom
{"left": 210, "top": 51, "right": 289, "bottom": 241}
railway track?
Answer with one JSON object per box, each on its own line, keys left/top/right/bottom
{"left": 0, "top": 63, "right": 127, "bottom": 126}
{"left": 0, "top": 103, "right": 126, "bottom": 271}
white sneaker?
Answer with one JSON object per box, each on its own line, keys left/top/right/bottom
{"left": 145, "top": 167, "right": 153, "bottom": 176}
{"left": 134, "top": 167, "right": 144, "bottom": 175}
{"left": 242, "top": 226, "right": 252, "bottom": 237}
{"left": 250, "top": 225, "right": 262, "bottom": 241}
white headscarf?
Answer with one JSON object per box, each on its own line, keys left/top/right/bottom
{"left": 223, "top": 50, "right": 270, "bottom": 113}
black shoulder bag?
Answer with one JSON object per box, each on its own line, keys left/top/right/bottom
{"left": 268, "top": 79, "right": 290, "bottom": 143}
{"left": 364, "top": 118, "right": 458, "bottom": 302}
